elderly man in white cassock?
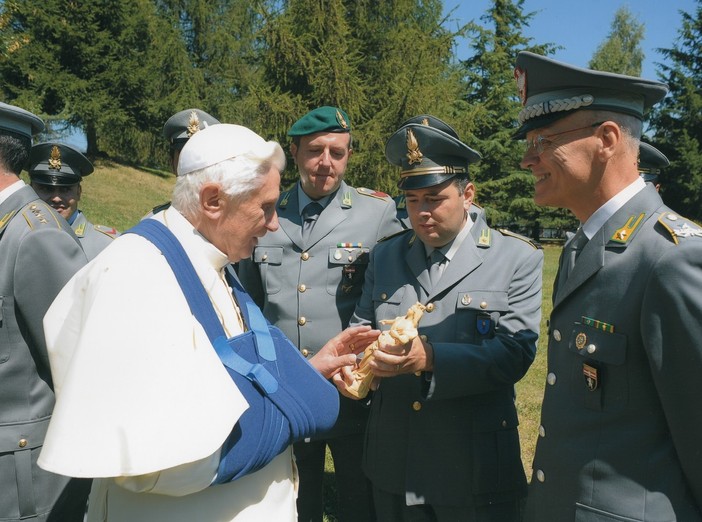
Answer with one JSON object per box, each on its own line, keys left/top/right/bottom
{"left": 37, "top": 124, "right": 379, "bottom": 522}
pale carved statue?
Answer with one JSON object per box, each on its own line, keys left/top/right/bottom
{"left": 345, "top": 302, "right": 426, "bottom": 399}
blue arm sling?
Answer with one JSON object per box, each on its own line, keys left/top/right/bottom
{"left": 126, "top": 219, "right": 339, "bottom": 483}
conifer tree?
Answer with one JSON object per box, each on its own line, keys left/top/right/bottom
{"left": 589, "top": 6, "right": 645, "bottom": 76}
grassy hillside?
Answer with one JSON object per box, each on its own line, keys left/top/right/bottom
{"left": 42, "top": 160, "right": 560, "bottom": 518}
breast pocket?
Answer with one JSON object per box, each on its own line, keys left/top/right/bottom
{"left": 454, "top": 290, "right": 508, "bottom": 344}
{"left": 326, "top": 247, "right": 369, "bottom": 297}
{"left": 252, "top": 247, "right": 284, "bottom": 295}
{"left": 567, "top": 322, "right": 627, "bottom": 412}
{"left": 372, "top": 286, "right": 407, "bottom": 325}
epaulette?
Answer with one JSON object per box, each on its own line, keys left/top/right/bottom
{"left": 657, "top": 211, "right": 702, "bottom": 245}
{"left": 498, "top": 228, "right": 542, "bottom": 250}
{"left": 151, "top": 201, "right": 171, "bottom": 214}
{"left": 357, "top": 187, "right": 391, "bottom": 201}
{"left": 94, "top": 224, "right": 119, "bottom": 239}
{"left": 21, "top": 202, "right": 63, "bottom": 230}
{"left": 0, "top": 209, "right": 19, "bottom": 232}
{"left": 378, "top": 228, "right": 413, "bottom": 243}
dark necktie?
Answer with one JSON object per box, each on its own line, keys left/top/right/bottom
{"left": 557, "top": 229, "right": 588, "bottom": 288}
{"left": 302, "top": 202, "right": 323, "bottom": 243}
{"left": 428, "top": 249, "right": 446, "bottom": 287}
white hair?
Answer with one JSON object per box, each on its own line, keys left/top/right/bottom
{"left": 171, "top": 141, "right": 285, "bottom": 219}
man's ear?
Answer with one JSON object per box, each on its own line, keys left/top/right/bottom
{"left": 199, "top": 183, "right": 224, "bottom": 217}
{"left": 462, "top": 182, "right": 476, "bottom": 210}
{"left": 597, "top": 121, "right": 621, "bottom": 161}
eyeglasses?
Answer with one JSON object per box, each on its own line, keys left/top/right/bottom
{"left": 524, "top": 121, "right": 604, "bottom": 156}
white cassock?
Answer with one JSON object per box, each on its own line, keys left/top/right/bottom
{"left": 39, "top": 206, "right": 297, "bottom": 522}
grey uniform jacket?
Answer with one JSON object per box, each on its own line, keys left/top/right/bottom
{"left": 71, "top": 211, "right": 118, "bottom": 260}
{"left": 237, "top": 181, "right": 403, "bottom": 436}
{"left": 350, "top": 212, "right": 543, "bottom": 508}
{"left": 0, "top": 185, "right": 87, "bottom": 521}
{"left": 525, "top": 185, "right": 702, "bottom": 521}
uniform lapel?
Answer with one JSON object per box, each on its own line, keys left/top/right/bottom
{"left": 406, "top": 235, "right": 431, "bottom": 297}
{"left": 305, "top": 182, "right": 350, "bottom": 249}
{"left": 277, "top": 185, "right": 304, "bottom": 250}
{"left": 553, "top": 185, "right": 664, "bottom": 308}
{"left": 428, "top": 220, "right": 485, "bottom": 299}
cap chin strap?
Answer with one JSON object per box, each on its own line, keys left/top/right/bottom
{"left": 401, "top": 165, "right": 468, "bottom": 178}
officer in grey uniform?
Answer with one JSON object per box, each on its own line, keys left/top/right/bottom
{"left": 28, "top": 142, "right": 118, "bottom": 260}
{"left": 149, "top": 108, "right": 221, "bottom": 216}
{"left": 514, "top": 52, "right": 702, "bottom": 521}
{"left": 638, "top": 141, "right": 668, "bottom": 191}
{"left": 237, "top": 106, "right": 402, "bottom": 522}
{"left": 349, "top": 117, "right": 544, "bottom": 521}
{"left": 0, "top": 102, "right": 88, "bottom": 521}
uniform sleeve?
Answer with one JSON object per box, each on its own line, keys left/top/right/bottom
{"left": 641, "top": 240, "right": 702, "bottom": 507}
{"left": 14, "top": 227, "right": 87, "bottom": 376}
{"left": 428, "top": 245, "right": 543, "bottom": 400}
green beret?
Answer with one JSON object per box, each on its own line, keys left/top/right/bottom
{"left": 0, "top": 101, "right": 44, "bottom": 140}
{"left": 639, "top": 142, "right": 669, "bottom": 182}
{"left": 163, "top": 109, "right": 220, "bottom": 146}
{"left": 28, "top": 142, "right": 93, "bottom": 186}
{"left": 513, "top": 51, "right": 668, "bottom": 139}
{"left": 288, "top": 106, "right": 351, "bottom": 137}
{"left": 386, "top": 117, "right": 482, "bottom": 190}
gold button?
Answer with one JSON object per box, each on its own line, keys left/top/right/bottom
{"left": 536, "top": 470, "right": 545, "bottom": 482}
{"left": 334, "top": 250, "right": 342, "bottom": 260}
{"left": 667, "top": 214, "right": 678, "bottom": 221}
{"left": 501, "top": 420, "right": 507, "bottom": 428}
{"left": 298, "top": 317, "right": 307, "bottom": 326}
{"left": 380, "top": 293, "right": 388, "bottom": 300}
{"left": 539, "top": 425, "right": 546, "bottom": 438}
{"left": 587, "top": 344, "right": 597, "bottom": 354}
{"left": 301, "top": 252, "right": 310, "bottom": 260}
{"left": 425, "top": 303, "right": 435, "bottom": 312}
{"left": 480, "top": 301, "right": 488, "bottom": 309}
{"left": 412, "top": 401, "right": 422, "bottom": 411}
{"left": 553, "top": 329, "right": 562, "bottom": 342}
{"left": 461, "top": 294, "right": 471, "bottom": 306}
{"left": 298, "top": 284, "right": 306, "bottom": 292}
{"left": 547, "top": 373, "right": 556, "bottom": 385}
{"left": 414, "top": 371, "right": 422, "bottom": 377}
{"left": 301, "top": 348, "right": 309, "bottom": 357}
{"left": 261, "top": 254, "right": 268, "bottom": 261}
{"left": 18, "top": 439, "right": 28, "bottom": 448}
{"left": 419, "top": 335, "right": 427, "bottom": 342}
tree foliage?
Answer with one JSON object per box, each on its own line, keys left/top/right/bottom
{"left": 589, "top": 6, "right": 645, "bottom": 76}
{"left": 650, "top": 0, "right": 702, "bottom": 221}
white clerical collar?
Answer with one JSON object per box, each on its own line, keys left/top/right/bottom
{"left": 0, "top": 178, "right": 25, "bottom": 205}
{"left": 157, "top": 206, "right": 230, "bottom": 272}
{"left": 582, "top": 177, "right": 645, "bottom": 240}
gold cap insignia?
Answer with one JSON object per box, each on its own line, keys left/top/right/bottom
{"left": 406, "top": 128, "right": 423, "bottom": 165}
{"left": 187, "top": 110, "right": 201, "bottom": 137}
{"left": 421, "top": 118, "right": 429, "bottom": 126}
{"left": 514, "top": 67, "right": 527, "bottom": 105}
{"left": 336, "top": 109, "right": 348, "bottom": 129}
{"left": 49, "top": 145, "right": 62, "bottom": 170}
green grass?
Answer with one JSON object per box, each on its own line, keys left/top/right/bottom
{"left": 38, "top": 161, "right": 560, "bottom": 521}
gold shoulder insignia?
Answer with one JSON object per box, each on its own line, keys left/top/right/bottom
{"left": 498, "top": 228, "right": 542, "bottom": 250}
{"left": 658, "top": 212, "right": 702, "bottom": 245}
{"left": 94, "top": 224, "right": 119, "bottom": 239}
{"left": 610, "top": 213, "right": 645, "bottom": 244}
{"left": 22, "top": 202, "right": 62, "bottom": 230}
{"left": 357, "top": 187, "right": 390, "bottom": 201}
